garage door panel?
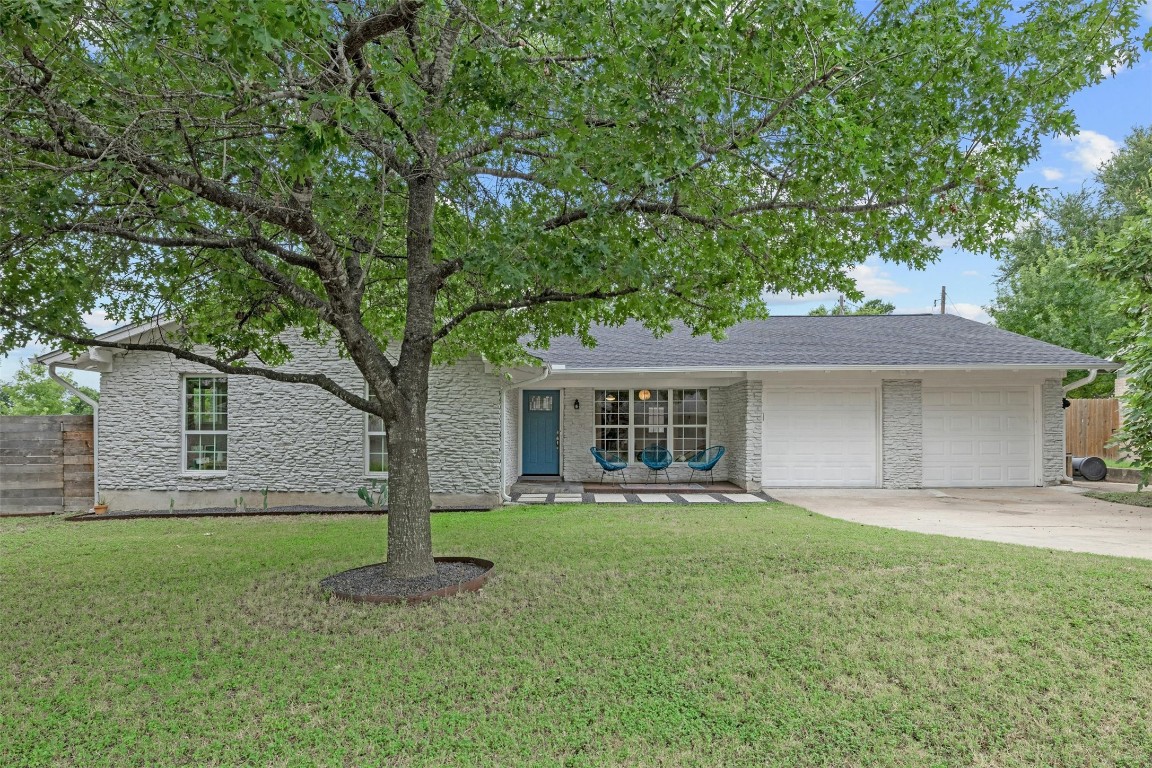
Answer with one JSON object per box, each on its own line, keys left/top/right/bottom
{"left": 977, "top": 391, "right": 1005, "bottom": 407}
{"left": 923, "top": 387, "right": 1036, "bottom": 487}
{"left": 762, "top": 388, "right": 877, "bottom": 487}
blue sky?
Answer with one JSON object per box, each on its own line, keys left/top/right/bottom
{"left": 4, "top": 9, "right": 1151, "bottom": 389}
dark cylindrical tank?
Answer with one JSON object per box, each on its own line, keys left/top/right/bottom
{"left": 1071, "top": 456, "right": 1108, "bottom": 482}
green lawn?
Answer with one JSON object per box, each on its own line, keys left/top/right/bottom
{"left": 1083, "top": 490, "right": 1152, "bottom": 508}
{"left": 2, "top": 505, "right": 1151, "bottom": 767}
{"left": 1104, "top": 458, "right": 1139, "bottom": 469}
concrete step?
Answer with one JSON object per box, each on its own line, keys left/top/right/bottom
{"left": 511, "top": 479, "right": 585, "bottom": 495}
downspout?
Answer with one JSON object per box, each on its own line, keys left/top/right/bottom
{"left": 47, "top": 363, "right": 99, "bottom": 509}
{"left": 1062, "top": 369, "right": 1099, "bottom": 395}
{"left": 499, "top": 363, "right": 552, "bottom": 502}
{"left": 1060, "top": 369, "right": 1100, "bottom": 482}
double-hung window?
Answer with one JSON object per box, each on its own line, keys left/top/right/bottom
{"left": 183, "top": 376, "right": 228, "bottom": 471}
{"left": 365, "top": 391, "right": 388, "bottom": 476}
{"left": 594, "top": 388, "right": 708, "bottom": 463}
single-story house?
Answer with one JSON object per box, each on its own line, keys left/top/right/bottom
{"left": 37, "top": 314, "right": 1116, "bottom": 510}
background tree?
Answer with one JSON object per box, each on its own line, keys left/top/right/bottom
{"left": 0, "top": 361, "right": 98, "bottom": 415}
{"left": 808, "top": 298, "right": 896, "bottom": 316}
{"left": 989, "top": 126, "right": 1152, "bottom": 397}
{"left": 0, "top": 0, "right": 1143, "bottom": 578}
{"left": 1089, "top": 180, "right": 1152, "bottom": 477}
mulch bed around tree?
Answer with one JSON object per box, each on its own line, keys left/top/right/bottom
{"left": 320, "top": 557, "right": 494, "bottom": 604}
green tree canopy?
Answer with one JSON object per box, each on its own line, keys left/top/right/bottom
{"left": 1089, "top": 180, "right": 1152, "bottom": 475}
{"left": 0, "top": 361, "right": 98, "bottom": 415}
{"left": 988, "top": 126, "right": 1152, "bottom": 397}
{"left": 0, "top": 0, "right": 1143, "bottom": 577}
{"left": 808, "top": 298, "right": 896, "bottom": 316}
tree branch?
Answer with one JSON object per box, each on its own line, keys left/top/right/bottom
{"left": 434, "top": 286, "right": 640, "bottom": 341}
{"left": 343, "top": 1, "right": 423, "bottom": 63}
{"left": 1, "top": 309, "right": 384, "bottom": 417}
{"left": 51, "top": 222, "right": 331, "bottom": 314}
{"left": 542, "top": 180, "right": 963, "bottom": 232}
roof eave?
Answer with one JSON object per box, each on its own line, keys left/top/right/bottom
{"left": 33, "top": 318, "right": 177, "bottom": 369}
{"left": 541, "top": 362, "right": 1121, "bottom": 374}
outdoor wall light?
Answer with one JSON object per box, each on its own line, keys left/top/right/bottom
{"left": 573, "top": 399, "right": 580, "bottom": 410}
{"left": 638, "top": 389, "right": 652, "bottom": 401}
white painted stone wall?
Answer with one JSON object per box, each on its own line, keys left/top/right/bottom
{"left": 735, "top": 380, "right": 763, "bottom": 490}
{"left": 700, "top": 379, "right": 761, "bottom": 491}
{"left": 1042, "top": 378, "right": 1066, "bottom": 484}
{"left": 98, "top": 332, "right": 502, "bottom": 508}
{"left": 560, "top": 388, "right": 595, "bottom": 482}
{"left": 501, "top": 391, "right": 519, "bottom": 495}
{"left": 882, "top": 379, "right": 922, "bottom": 489}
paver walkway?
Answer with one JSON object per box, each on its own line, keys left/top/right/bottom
{"left": 512, "top": 491, "right": 776, "bottom": 505}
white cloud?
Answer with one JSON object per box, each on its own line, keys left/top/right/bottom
{"left": 962, "top": 270, "right": 980, "bottom": 277}
{"left": 763, "top": 260, "right": 910, "bottom": 306}
{"left": 847, "top": 262, "right": 910, "bottom": 298}
{"left": 1040, "top": 167, "right": 1064, "bottom": 181}
{"left": 927, "top": 233, "right": 957, "bottom": 250}
{"left": 1059, "top": 130, "right": 1119, "bottom": 174}
{"left": 82, "top": 310, "right": 119, "bottom": 334}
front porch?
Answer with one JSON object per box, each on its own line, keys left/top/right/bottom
{"left": 505, "top": 379, "right": 763, "bottom": 497}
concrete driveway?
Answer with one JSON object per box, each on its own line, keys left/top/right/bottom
{"left": 767, "top": 483, "right": 1152, "bottom": 559}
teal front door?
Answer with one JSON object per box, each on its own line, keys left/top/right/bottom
{"left": 522, "top": 390, "right": 560, "bottom": 475}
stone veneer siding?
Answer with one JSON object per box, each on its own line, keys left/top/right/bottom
{"left": 1042, "top": 378, "right": 1065, "bottom": 484}
{"left": 561, "top": 387, "right": 595, "bottom": 482}
{"left": 881, "top": 379, "right": 923, "bottom": 489}
{"left": 724, "top": 380, "right": 763, "bottom": 491}
{"left": 98, "top": 332, "right": 502, "bottom": 505}
{"left": 501, "top": 390, "right": 519, "bottom": 495}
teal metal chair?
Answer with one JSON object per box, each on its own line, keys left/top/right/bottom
{"left": 687, "top": 445, "right": 725, "bottom": 484}
{"left": 640, "top": 444, "right": 673, "bottom": 484}
{"left": 590, "top": 447, "right": 628, "bottom": 483}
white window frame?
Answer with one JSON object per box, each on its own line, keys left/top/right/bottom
{"left": 594, "top": 388, "right": 709, "bottom": 464}
{"left": 181, "top": 375, "right": 229, "bottom": 474}
{"left": 364, "top": 385, "right": 389, "bottom": 479}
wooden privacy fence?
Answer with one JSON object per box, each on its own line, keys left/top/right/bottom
{"left": 0, "top": 415, "right": 94, "bottom": 515}
{"left": 1065, "top": 398, "right": 1121, "bottom": 461}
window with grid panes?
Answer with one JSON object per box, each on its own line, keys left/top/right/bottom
{"left": 594, "top": 389, "right": 630, "bottom": 462}
{"left": 632, "top": 389, "right": 669, "bottom": 461}
{"left": 366, "top": 390, "right": 388, "bottom": 475}
{"left": 593, "top": 388, "right": 708, "bottom": 463}
{"left": 184, "top": 376, "right": 228, "bottom": 471}
{"left": 672, "top": 389, "right": 708, "bottom": 461}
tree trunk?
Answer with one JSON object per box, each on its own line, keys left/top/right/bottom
{"left": 379, "top": 164, "right": 441, "bottom": 580}
{"left": 383, "top": 381, "right": 436, "bottom": 578}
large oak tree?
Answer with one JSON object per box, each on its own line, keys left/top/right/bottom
{"left": 0, "top": 0, "right": 1142, "bottom": 576}
{"left": 988, "top": 126, "right": 1152, "bottom": 397}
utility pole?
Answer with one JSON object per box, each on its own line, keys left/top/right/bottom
{"left": 837, "top": 294, "right": 847, "bottom": 315}
{"left": 939, "top": 285, "right": 947, "bottom": 315}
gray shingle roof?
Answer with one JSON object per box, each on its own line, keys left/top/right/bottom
{"left": 530, "top": 314, "right": 1116, "bottom": 370}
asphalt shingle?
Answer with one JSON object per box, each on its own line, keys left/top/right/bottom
{"left": 530, "top": 314, "right": 1116, "bottom": 370}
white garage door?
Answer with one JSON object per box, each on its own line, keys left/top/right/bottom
{"left": 922, "top": 387, "right": 1037, "bottom": 487}
{"left": 762, "top": 388, "right": 878, "bottom": 487}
